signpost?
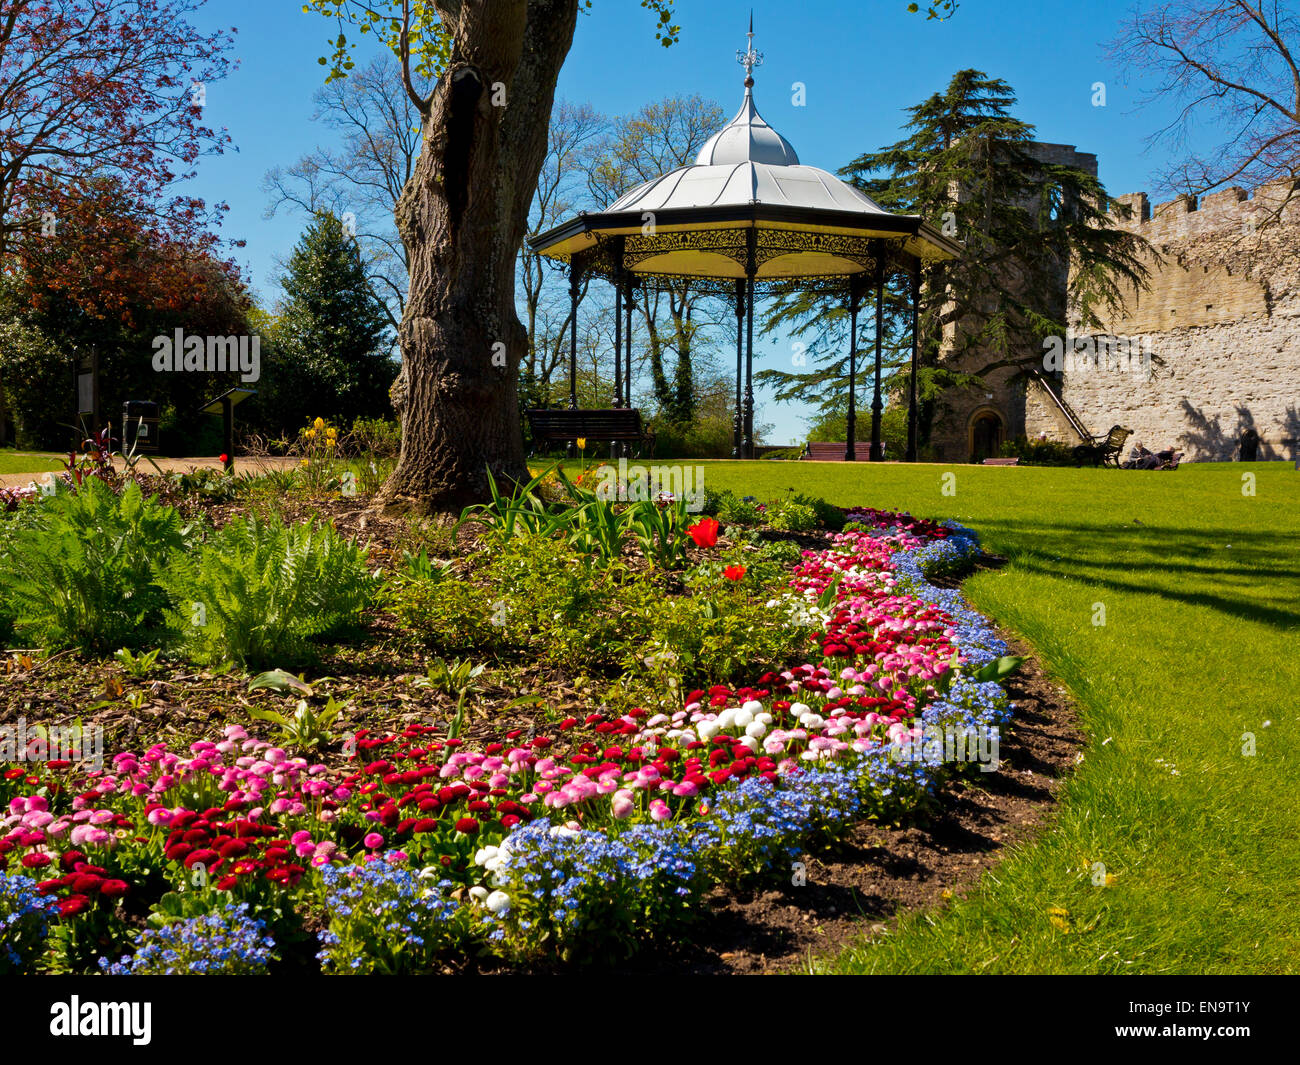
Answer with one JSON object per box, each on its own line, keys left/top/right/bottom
{"left": 200, "top": 388, "right": 256, "bottom": 472}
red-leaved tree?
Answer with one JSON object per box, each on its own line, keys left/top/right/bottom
{"left": 0, "top": 0, "right": 237, "bottom": 263}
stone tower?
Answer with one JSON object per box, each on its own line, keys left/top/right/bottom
{"left": 927, "top": 143, "right": 1099, "bottom": 462}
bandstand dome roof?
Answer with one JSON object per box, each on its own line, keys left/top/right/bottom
{"left": 529, "top": 28, "right": 960, "bottom": 282}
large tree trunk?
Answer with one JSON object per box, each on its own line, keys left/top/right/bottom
{"left": 375, "top": 0, "right": 580, "bottom": 513}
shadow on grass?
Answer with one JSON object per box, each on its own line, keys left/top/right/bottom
{"left": 975, "top": 519, "right": 1300, "bottom": 631}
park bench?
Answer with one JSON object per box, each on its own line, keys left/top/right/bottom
{"left": 1072, "top": 424, "right": 1132, "bottom": 467}
{"left": 801, "top": 441, "right": 879, "bottom": 461}
{"left": 980, "top": 457, "right": 1019, "bottom": 466}
{"left": 526, "top": 408, "right": 653, "bottom": 457}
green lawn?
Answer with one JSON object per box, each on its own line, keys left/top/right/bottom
{"left": 0, "top": 450, "right": 62, "bottom": 475}
{"left": 682, "top": 459, "right": 1300, "bottom": 974}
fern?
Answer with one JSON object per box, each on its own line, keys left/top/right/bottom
{"left": 0, "top": 479, "right": 188, "bottom": 652}
{"left": 159, "top": 513, "right": 376, "bottom": 668}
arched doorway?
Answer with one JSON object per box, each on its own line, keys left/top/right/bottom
{"left": 969, "top": 409, "right": 1004, "bottom": 461}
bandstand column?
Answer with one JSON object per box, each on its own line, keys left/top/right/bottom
{"left": 733, "top": 279, "right": 745, "bottom": 458}
{"left": 869, "top": 257, "right": 885, "bottom": 462}
{"left": 612, "top": 268, "right": 624, "bottom": 460}
{"left": 845, "top": 276, "right": 862, "bottom": 461}
{"left": 623, "top": 278, "right": 636, "bottom": 456}
{"left": 568, "top": 260, "right": 582, "bottom": 412}
{"left": 907, "top": 269, "right": 920, "bottom": 463}
{"left": 742, "top": 229, "right": 757, "bottom": 459}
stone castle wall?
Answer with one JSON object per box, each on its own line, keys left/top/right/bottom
{"left": 1038, "top": 179, "right": 1300, "bottom": 461}
{"left": 932, "top": 154, "right": 1300, "bottom": 463}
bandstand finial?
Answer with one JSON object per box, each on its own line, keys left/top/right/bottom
{"left": 737, "top": 11, "right": 763, "bottom": 89}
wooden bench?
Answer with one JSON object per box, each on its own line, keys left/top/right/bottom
{"left": 526, "top": 408, "right": 653, "bottom": 457}
{"left": 981, "top": 457, "right": 1019, "bottom": 466}
{"left": 802, "top": 441, "right": 880, "bottom": 462}
{"left": 1072, "top": 424, "right": 1132, "bottom": 467}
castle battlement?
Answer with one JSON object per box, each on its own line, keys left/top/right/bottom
{"left": 1110, "top": 178, "right": 1300, "bottom": 241}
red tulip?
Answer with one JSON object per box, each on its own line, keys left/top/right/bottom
{"left": 687, "top": 517, "right": 720, "bottom": 548}
{"left": 723, "top": 565, "right": 746, "bottom": 581}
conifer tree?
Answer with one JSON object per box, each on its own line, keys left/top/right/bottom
{"left": 759, "top": 69, "right": 1149, "bottom": 444}
{"left": 267, "top": 211, "right": 396, "bottom": 431}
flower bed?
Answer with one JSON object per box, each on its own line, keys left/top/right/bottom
{"left": 1, "top": 506, "right": 1016, "bottom": 973}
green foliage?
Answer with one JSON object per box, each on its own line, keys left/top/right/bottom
{"left": 113, "top": 647, "right": 162, "bottom": 677}
{"left": 619, "top": 578, "right": 812, "bottom": 694}
{"left": 970, "top": 655, "right": 1024, "bottom": 683}
{"left": 159, "top": 513, "right": 376, "bottom": 668}
{"left": 0, "top": 480, "right": 189, "bottom": 652}
{"left": 707, "top": 489, "right": 765, "bottom": 526}
{"left": 553, "top": 467, "right": 634, "bottom": 561}
{"left": 249, "top": 696, "right": 349, "bottom": 755}
{"left": 765, "top": 498, "right": 819, "bottom": 532}
{"left": 168, "top": 467, "right": 243, "bottom": 502}
{"left": 795, "top": 493, "right": 847, "bottom": 531}
{"left": 395, "top": 545, "right": 452, "bottom": 585}
{"left": 626, "top": 496, "right": 693, "bottom": 570}
{"left": 414, "top": 657, "right": 486, "bottom": 739}
{"left": 482, "top": 535, "right": 614, "bottom": 667}
{"left": 415, "top": 656, "right": 485, "bottom": 699}
{"left": 248, "top": 669, "right": 316, "bottom": 696}
{"left": 391, "top": 579, "right": 501, "bottom": 654}
{"left": 454, "top": 466, "right": 564, "bottom": 542}
{"left": 998, "top": 435, "right": 1077, "bottom": 466}
{"left": 396, "top": 528, "right": 807, "bottom": 699}
{"left": 348, "top": 416, "right": 401, "bottom": 457}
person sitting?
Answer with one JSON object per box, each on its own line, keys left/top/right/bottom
{"left": 1126, "top": 442, "right": 1161, "bottom": 470}
{"left": 1125, "top": 442, "right": 1181, "bottom": 470}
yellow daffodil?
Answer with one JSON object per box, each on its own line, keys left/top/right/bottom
{"left": 313, "top": 417, "right": 325, "bottom": 431}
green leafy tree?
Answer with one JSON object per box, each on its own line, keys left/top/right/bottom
{"left": 759, "top": 70, "right": 1150, "bottom": 445}
{"left": 265, "top": 211, "right": 397, "bottom": 431}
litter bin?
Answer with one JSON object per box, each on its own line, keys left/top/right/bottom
{"left": 123, "top": 400, "right": 160, "bottom": 454}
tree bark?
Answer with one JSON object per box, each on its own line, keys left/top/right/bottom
{"left": 375, "top": 0, "right": 580, "bottom": 513}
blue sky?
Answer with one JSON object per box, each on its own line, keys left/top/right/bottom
{"left": 185, "top": 0, "right": 1191, "bottom": 444}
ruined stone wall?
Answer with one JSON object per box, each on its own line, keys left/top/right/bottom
{"left": 1025, "top": 178, "right": 1300, "bottom": 461}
